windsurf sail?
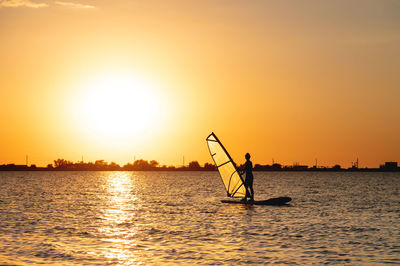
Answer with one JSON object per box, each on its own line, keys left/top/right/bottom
{"left": 206, "top": 132, "right": 247, "bottom": 198}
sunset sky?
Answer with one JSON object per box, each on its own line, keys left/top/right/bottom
{"left": 1, "top": 0, "right": 399, "bottom": 168}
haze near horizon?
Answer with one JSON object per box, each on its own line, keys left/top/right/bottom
{"left": 1, "top": 0, "right": 399, "bottom": 168}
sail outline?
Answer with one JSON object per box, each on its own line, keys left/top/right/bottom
{"left": 206, "top": 132, "right": 249, "bottom": 198}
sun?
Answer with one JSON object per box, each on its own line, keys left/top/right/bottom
{"left": 76, "top": 72, "right": 163, "bottom": 140}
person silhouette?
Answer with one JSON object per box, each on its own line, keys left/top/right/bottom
{"left": 241, "top": 153, "right": 254, "bottom": 201}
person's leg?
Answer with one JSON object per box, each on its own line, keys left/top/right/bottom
{"left": 249, "top": 179, "right": 254, "bottom": 200}
{"left": 249, "top": 185, "right": 254, "bottom": 201}
{"left": 243, "top": 179, "right": 249, "bottom": 200}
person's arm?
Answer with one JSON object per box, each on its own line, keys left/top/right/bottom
{"left": 239, "top": 162, "right": 248, "bottom": 176}
{"left": 238, "top": 163, "right": 245, "bottom": 175}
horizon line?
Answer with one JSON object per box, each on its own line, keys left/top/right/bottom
{"left": 1, "top": 158, "right": 399, "bottom": 170}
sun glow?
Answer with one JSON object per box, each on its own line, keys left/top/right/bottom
{"left": 76, "top": 72, "right": 164, "bottom": 140}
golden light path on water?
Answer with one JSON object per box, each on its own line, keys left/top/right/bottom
{"left": 96, "top": 172, "right": 139, "bottom": 265}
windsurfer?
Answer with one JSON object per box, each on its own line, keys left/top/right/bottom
{"left": 241, "top": 153, "right": 254, "bottom": 201}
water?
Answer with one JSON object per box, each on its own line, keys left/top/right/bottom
{"left": 0, "top": 171, "right": 399, "bottom": 265}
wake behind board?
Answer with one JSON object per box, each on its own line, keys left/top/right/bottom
{"left": 221, "top": 197, "right": 291, "bottom": 206}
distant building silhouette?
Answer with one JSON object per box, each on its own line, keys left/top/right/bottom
{"left": 0, "top": 164, "right": 31, "bottom": 170}
{"left": 380, "top": 162, "right": 398, "bottom": 171}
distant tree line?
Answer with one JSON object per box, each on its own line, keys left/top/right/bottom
{"left": 0, "top": 160, "right": 398, "bottom": 172}
{"left": 48, "top": 159, "right": 217, "bottom": 171}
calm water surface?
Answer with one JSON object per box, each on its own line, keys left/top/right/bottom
{"left": 0, "top": 171, "right": 399, "bottom": 265}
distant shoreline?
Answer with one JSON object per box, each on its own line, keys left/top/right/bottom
{"left": 1, "top": 159, "right": 398, "bottom": 172}
{"left": 0, "top": 167, "right": 398, "bottom": 172}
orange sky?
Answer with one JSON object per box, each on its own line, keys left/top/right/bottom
{"left": 1, "top": 0, "right": 399, "bottom": 168}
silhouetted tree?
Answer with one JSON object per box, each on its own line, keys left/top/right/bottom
{"left": 203, "top": 162, "right": 216, "bottom": 170}
{"left": 109, "top": 162, "right": 121, "bottom": 170}
{"left": 95, "top": 160, "right": 107, "bottom": 167}
{"left": 54, "top": 159, "right": 73, "bottom": 168}
{"left": 149, "top": 160, "right": 159, "bottom": 168}
{"left": 188, "top": 161, "right": 201, "bottom": 169}
{"left": 133, "top": 159, "right": 152, "bottom": 170}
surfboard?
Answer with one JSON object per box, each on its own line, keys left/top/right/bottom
{"left": 221, "top": 196, "right": 292, "bottom": 206}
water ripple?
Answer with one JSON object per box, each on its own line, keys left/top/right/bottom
{"left": 0, "top": 171, "right": 399, "bottom": 264}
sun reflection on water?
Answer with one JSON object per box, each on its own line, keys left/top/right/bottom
{"left": 97, "top": 172, "right": 139, "bottom": 265}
